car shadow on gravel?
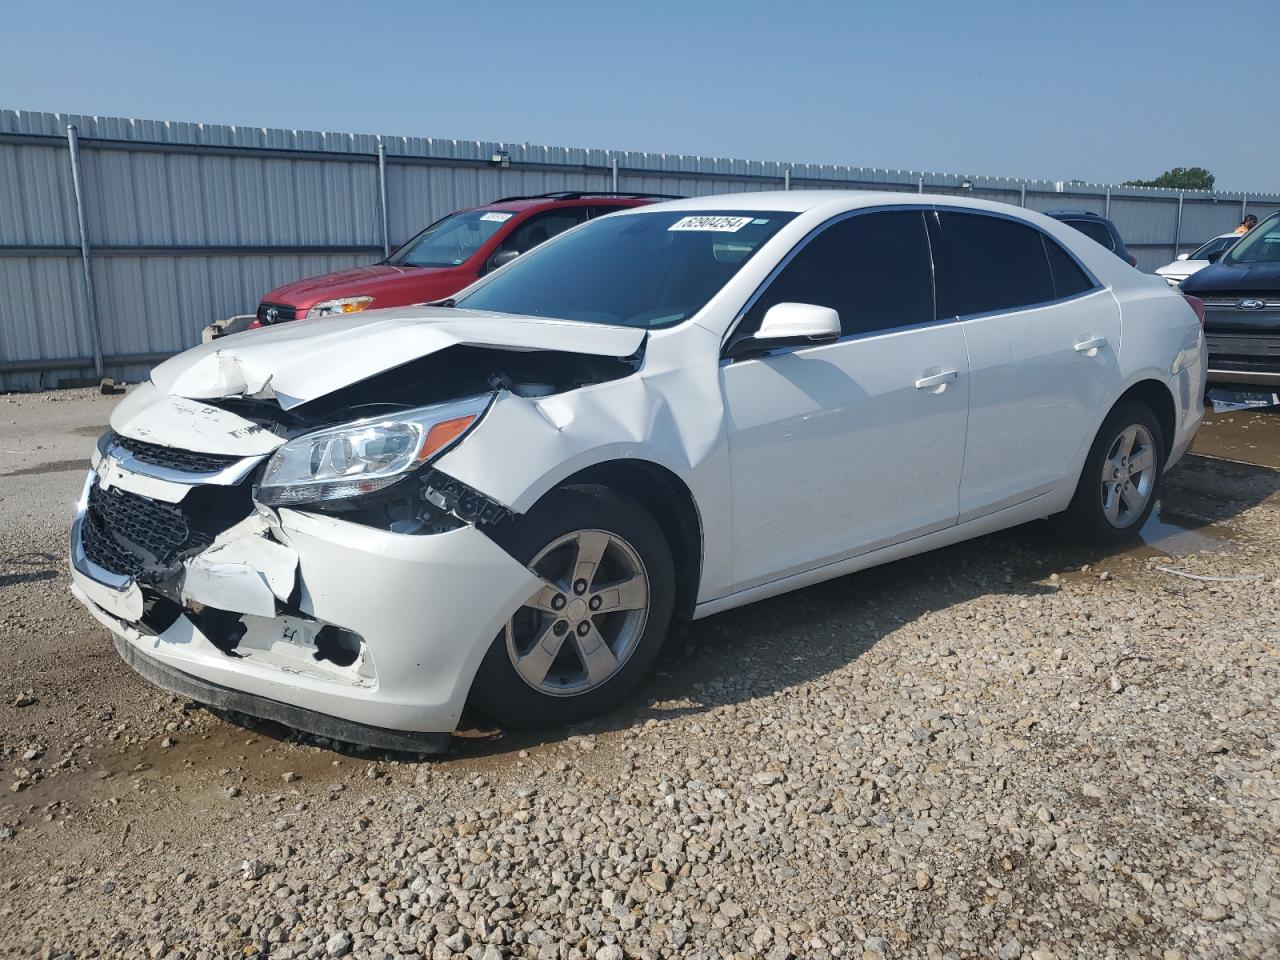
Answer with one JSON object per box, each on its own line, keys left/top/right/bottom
{"left": 447, "top": 453, "right": 1280, "bottom": 759}
{"left": 196, "top": 453, "right": 1280, "bottom": 763}
{"left": 0, "top": 551, "right": 60, "bottom": 589}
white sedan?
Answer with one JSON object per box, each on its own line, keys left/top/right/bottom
{"left": 70, "top": 192, "right": 1206, "bottom": 751}
{"left": 1155, "top": 233, "right": 1239, "bottom": 287}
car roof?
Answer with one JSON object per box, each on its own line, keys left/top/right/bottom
{"left": 470, "top": 191, "right": 679, "bottom": 212}
{"left": 1044, "top": 209, "right": 1111, "bottom": 220}
{"left": 614, "top": 189, "right": 1089, "bottom": 221}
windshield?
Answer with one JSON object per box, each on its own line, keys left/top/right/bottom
{"left": 1189, "top": 235, "right": 1237, "bottom": 260}
{"left": 1225, "top": 213, "right": 1280, "bottom": 265}
{"left": 387, "top": 210, "right": 517, "bottom": 267}
{"left": 455, "top": 210, "right": 796, "bottom": 327}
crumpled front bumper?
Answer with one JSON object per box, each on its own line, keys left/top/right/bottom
{"left": 70, "top": 472, "right": 540, "bottom": 750}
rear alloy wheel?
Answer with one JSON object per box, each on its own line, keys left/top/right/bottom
{"left": 1056, "top": 399, "right": 1165, "bottom": 544}
{"left": 1099, "top": 423, "right": 1157, "bottom": 529}
{"left": 471, "top": 488, "right": 674, "bottom": 730}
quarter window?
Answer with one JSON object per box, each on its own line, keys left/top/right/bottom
{"left": 738, "top": 210, "right": 935, "bottom": 342}
{"left": 1042, "top": 235, "right": 1095, "bottom": 299}
{"left": 931, "top": 211, "right": 1058, "bottom": 318}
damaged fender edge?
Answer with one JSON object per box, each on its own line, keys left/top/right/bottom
{"left": 435, "top": 386, "right": 697, "bottom": 515}
{"left": 274, "top": 507, "right": 542, "bottom": 725}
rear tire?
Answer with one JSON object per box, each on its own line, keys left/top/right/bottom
{"left": 1054, "top": 399, "right": 1165, "bottom": 544}
{"left": 470, "top": 487, "right": 675, "bottom": 730}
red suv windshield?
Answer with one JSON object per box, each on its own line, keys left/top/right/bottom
{"left": 387, "top": 209, "right": 519, "bottom": 267}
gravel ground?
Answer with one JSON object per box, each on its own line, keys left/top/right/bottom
{"left": 1, "top": 388, "right": 1279, "bottom": 960}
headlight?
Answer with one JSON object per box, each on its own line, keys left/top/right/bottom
{"left": 254, "top": 394, "right": 491, "bottom": 506}
{"left": 306, "top": 296, "right": 374, "bottom": 319}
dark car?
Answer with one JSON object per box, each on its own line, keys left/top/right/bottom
{"left": 1046, "top": 210, "right": 1137, "bottom": 267}
{"left": 1181, "top": 210, "right": 1280, "bottom": 388}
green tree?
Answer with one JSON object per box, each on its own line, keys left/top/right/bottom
{"left": 1123, "top": 167, "right": 1216, "bottom": 190}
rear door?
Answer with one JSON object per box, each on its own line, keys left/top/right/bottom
{"left": 929, "top": 210, "right": 1120, "bottom": 520}
{"left": 720, "top": 209, "right": 970, "bottom": 589}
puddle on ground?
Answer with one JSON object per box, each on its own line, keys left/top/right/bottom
{"left": 1135, "top": 508, "right": 1233, "bottom": 557}
{"left": 1194, "top": 389, "right": 1280, "bottom": 470}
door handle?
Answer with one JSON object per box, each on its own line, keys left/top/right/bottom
{"left": 914, "top": 369, "right": 958, "bottom": 390}
{"left": 1074, "top": 336, "right": 1107, "bottom": 354}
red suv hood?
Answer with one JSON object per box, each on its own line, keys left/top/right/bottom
{"left": 262, "top": 263, "right": 465, "bottom": 311}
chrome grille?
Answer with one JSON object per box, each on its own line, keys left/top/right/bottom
{"left": 111, "top": 433, "right": 242, "bottom": 474}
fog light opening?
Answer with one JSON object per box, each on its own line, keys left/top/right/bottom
{"left": 314, "top": 626, "right": 361, "bottom": 667}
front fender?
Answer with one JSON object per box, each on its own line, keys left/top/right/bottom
{"left": 433, "top": 366, "right": 735, "bottom": 602}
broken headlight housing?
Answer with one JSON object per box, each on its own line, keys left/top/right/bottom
{"left": 254, "top": 394, "right": 491, "bottom": 507}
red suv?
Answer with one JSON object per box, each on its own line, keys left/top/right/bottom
{"left": 234, "top": 192, "right": 675, "bottom": 334}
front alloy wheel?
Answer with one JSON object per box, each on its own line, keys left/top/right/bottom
{"left": 470, "top": 487, "right": 675, "bottom": 730}
{"left": 506, "top": 529, "right": 650, "bottom": 696}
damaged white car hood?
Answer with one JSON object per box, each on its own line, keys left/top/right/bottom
{"left": 150, "top": 307, "right": 647, "bottom": 409}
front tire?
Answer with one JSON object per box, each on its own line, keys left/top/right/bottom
{"left": 1056, "top": 399, "right": 1165, "bottom": 544}
{"left": 470, "top": 487, "right": 675, "bottom": 730}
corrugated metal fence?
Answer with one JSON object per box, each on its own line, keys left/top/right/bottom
{"left": 3, "top": 108, "right": 1278, "bottom": 391}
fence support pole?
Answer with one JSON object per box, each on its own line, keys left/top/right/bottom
{"left": 611, "top": 156, "right": 618, "bottom": 193}
{"left": 917, "top": 177, "right": 924, "bottom": 194}
{"left": 1020, "top": 183, "right": 1027, "bottom": 207}
{"left": 1104, "top": 186, "right": 1111, "bottom": 217}
{"left": 1173, "top": 192, "right": 1184, "bottom": 259}
{"left": 66, "top": 125, "right": 103, "bottom": 379}
{"left": 783, "top": 169, "right": 791, "bottom": 191}
{"left": 1241, "top": 194, "right": 1248, "bottom": 221}
{"left": 376, "top": 141, "right": 390, "bottom": 258}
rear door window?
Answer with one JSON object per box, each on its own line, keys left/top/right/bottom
{"left": 930, "top": 211, "right": 1058, "bottom": 318}
{"left": 738, "top": 209, "right": 935, "bottom": 341}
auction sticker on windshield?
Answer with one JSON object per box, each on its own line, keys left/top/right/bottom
{"left": 668, "top": 215, "right": 756, "bottom": 232}
{"left": 479, "top": 212, "right": 514, "bottom": 222}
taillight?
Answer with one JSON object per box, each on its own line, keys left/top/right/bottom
{"left": 1182, "top": 293, "right": 1205, "bottom": 326}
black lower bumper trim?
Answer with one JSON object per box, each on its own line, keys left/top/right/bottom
{"left": 111, "top": 637, "right": 452, "bottom": 754}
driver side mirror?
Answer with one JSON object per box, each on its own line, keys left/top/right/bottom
{"left": 729, "top": 302, "right": 842, "bottom": 359}
{"left": 484, "top": 248, "right": 521, "bottom": 274}
{"left": 1175, "top": 253, "right": 1190, "bottom": 261}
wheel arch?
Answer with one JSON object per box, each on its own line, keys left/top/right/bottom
{"left": 1113, "top": 377, "right": 1178, "bottom": 460}
{"left": 541, "top": 459, "right": 703, "bottom": 624}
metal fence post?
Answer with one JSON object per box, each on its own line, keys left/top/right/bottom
{"left": 1173, "top": 192, "right": 1184, "bottom": 259}
{"left": 376, "top": 140, "right": 390, "bottom": 258}
{"left": 783, "top": 169, "right": 791, "bottom": 191}
{"left": 1241, "top": 194, "right": 1249, "bottom": 221}
{"left": 66, "top": 125, "right": 104, "bottom": 379}
{"left": 1104, "top": 187, "right": 1111, "bottom": 217}
{"left": 1020, "top": 183, "right": 1027, "bottom": 207}
{"left": 917, "top": 177, "right": 924, "bottom": 194}
{"left": 611, "top": 156, "right": 619, "bottom": 193}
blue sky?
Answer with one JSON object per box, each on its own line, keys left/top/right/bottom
{"left": 4, "top": 0, "right": 1278, "bottom": 191}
